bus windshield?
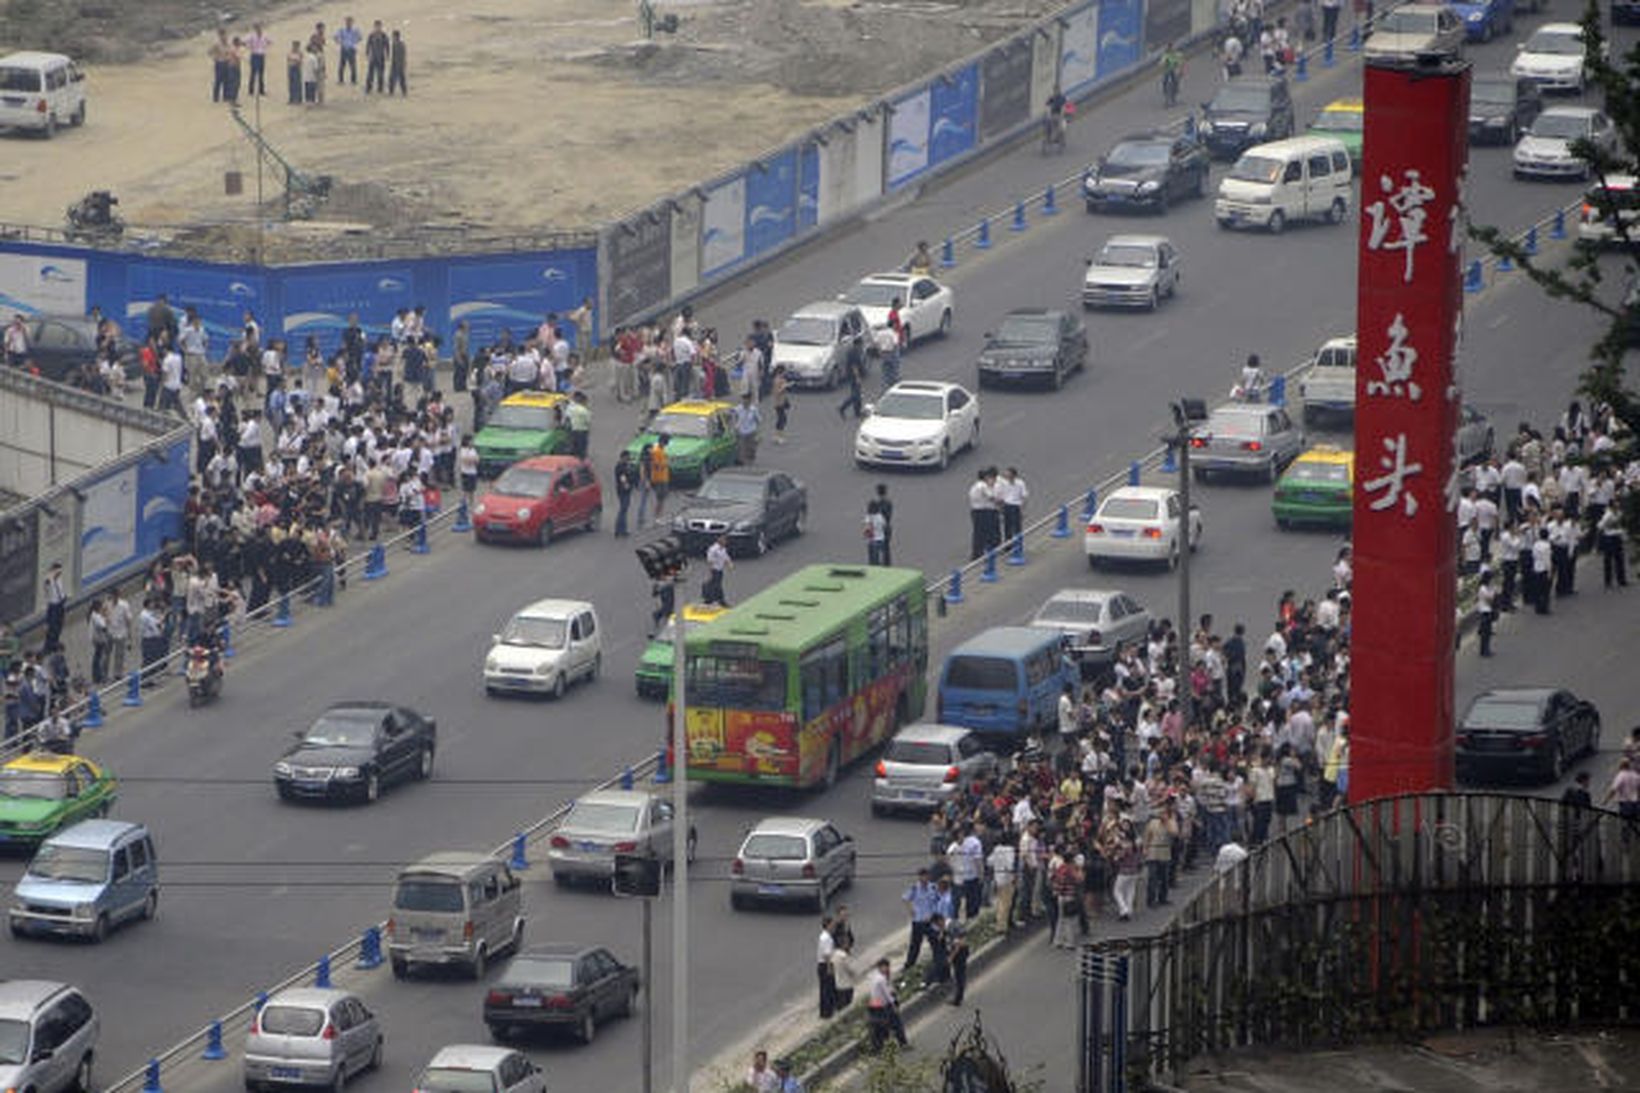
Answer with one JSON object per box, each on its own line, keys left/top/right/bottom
{"left": 686, "top": 655, "right": 788, "bottom": 711}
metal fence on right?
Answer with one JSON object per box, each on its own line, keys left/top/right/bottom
{"left": 1079, "top": 792, "right": 1640, "bottom": 1090}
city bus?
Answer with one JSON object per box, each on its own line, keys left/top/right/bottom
{"left": 678, "top": 564, "right": 928, "bottom": 788}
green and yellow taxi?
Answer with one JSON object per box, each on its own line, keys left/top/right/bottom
{"left": 473, "top": 391, "right": 571, "bottom": 476}
{"left": 623, "top": 400, "right": 739, "bottom": 487}
{"left": 634, "top": 603, "right": 730, "bottom": 700}
{"left": 1273, "top": 445, "right": 1354, "bottom": 529}
{"left": 0, "top": 753, "right": 118, "bottom": 847}
{"left": 1308, "top": 98, "right": 1364, "bottom": 173}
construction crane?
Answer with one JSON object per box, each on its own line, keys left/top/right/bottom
{"left": 228, "top": 104, "right": 331, "bottom": 219}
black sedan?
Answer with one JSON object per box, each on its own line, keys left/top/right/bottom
{"left": 1082, "top": 130, "right": 1211, "bottom": 213}
{"left": 1456, "top": 687, "right": 1600, "bottom": 784}
{"left": 484, "top": 943, "right": 640, "bottom": 1044}
{"left": 19, "top": 315, "right": 133, "bottom": 384}
{"left": 1468, "top": 73, "right": 1543, "bottom": 145}
{"left": 976, "top": 308, "right": 1088, "bottom": 390}
{"left": 274, "top": 702, "right": 437, "bottom": 803}
{"left": 669, "top": 468, "right": 807, "bottom": 556}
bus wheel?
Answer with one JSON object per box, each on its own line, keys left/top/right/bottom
{"left": 823, "top": 740, "right": 841, "bottom": 790}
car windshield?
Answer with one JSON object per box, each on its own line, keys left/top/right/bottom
{"left": 0, "top": 1018, "right": 28, "bottom": 1064}
{"left": 1100, "top": 497, "right": 1160, "bottom": 519}
{"left": 417, "top": 1069, "right": 498, "bottom": 1093}
{"left": 1211, "top": 86, "right": 1270, "bottom": 112}
{"left": 648, "top": 412, "right": 711, "bottom": 439}
{"left": 779, "top": 317, "right": 837, "bottom": 345}
{"left": 508, "top": 956, "right": 577, "bottom": 988}
{"left": 0, "top": 67, "right": 41, "bottom": 93}
{"left": 1530, "top": 113, "right": 1588, "bottom": 139}
{"left": 1096, "top": 244, "right": 1158, "bottom": 268}
{"left": 742, "top": 833, "right": 808, "bottom": 859}
{"left": 1466, "top": 697, "right": 1544, "bottom": 728}
{"left": 491, "top": 467, "right": 553, "bottom": 498}
{"left": 1035, "top": 598, "right": 1107, "bottom": 624}
{"left": 1471, "top": 79, "right": 1514, "bottom": 105}
{"left": 992, "top": 315, "right": 1056, "bottom": 344}
{"left": 944, "top": 655, "right": 1018, "bottom": 691}
{"left": 698, "top": 476, "right": 766, "bottom": 502}
{"left": 1228, "top": 155, "right": 1283, "bottom": 184}
{"left": 0, "top": 769, "right": 67, "bottom": 800}
{"left": 258, "top": 1006, "right": 325, "bottom": 1037}
{"left": 1525, "top": 28, "right": 1582, "bottom": 54}
{"left": 500, "top": 616, "right": 567, "bottom": 648}
{"left": 685, "top": 655, "right": 789, "bottom": 712}
{"left": 874, "top": 391, "right": 945, "bottom": 420}
{"left": 566, "top": 800, "right": 643, "bottom": 832}
{"left": 394, "top": 879, "right": 465, "bottom": 912}
{"left": 1205, "top": 411, "right": 1261, "bottom": 435}
{"left": 1106, "top": 141, "right": 1170, "bottom": 167}
{"left": 886, "top": 739, "right": 955, "bottom": 765}
{"left": 1316, "top": 108, "right": 1363, "bottom": 131}
{"left": 1288, "top": 461, "right": 1350, "bottom": 483}
{"left": 842, "top": 282, "right": 905, "bottom": 307}
{"left": 1376, "top": 8, "right": 1439, "bottom": 33}
{"left": 302, "top": 712, "right": 380, "bottom": 748}
{"left": 27, "top": 845, "right": 107, "bottom": 883}
{"left": 487, "top": 404, "right": 560, "bottom": 431}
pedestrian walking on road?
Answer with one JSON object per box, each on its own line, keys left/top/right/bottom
{"left": 1532, "top": 528, "right": 1553, "bottom": 614}
{"left": 987, "top": 834, "right": 1016, "bottom": 936}
{"left": 946, "top": 916, "right": 970, "bottom": 1005}
{"left": 829, "top": 938, "right": 860, "bottom": 1011}
{"left": 863, "top": 500, "right": 887, "bottom": 565}
{"left": 702, "top": 535, "right": 731, "bottom": 606}
{"left": 613, "top": 450, "right": 638, "bottom": 538}
{"left": 997, "top": 466, "right": 1028, "bottom": 548}
{"left": 388, "top": 30, "right": 409, "bottom": 95}
{"left": 836, "top": 348, "right": 866, "bottom": 420}
{"left": 734, "top": 393, "right": 761, "bottom": 465}
{"left": 1599, "top": 503, "right": 1629, "bottom": 588}
{"left": 1476, "top": 569, "right": 1496, "bottom": 657}
{"left": 771, "top": 366, "right": 792, "bottom": 444}
{"left": 902, "top": 867, "right": 940, "bottom": 966}
{"left": 649, "top": 438, "right": 672, "bottom": 523}
{"left": 365, "top": 20, "right": 389, "bottom": 92}
{"left": 816, "top": 915, "right": 838, "bottom": 1019}
{"left": 872, "top": 483, "right": 895, "bottom": 565}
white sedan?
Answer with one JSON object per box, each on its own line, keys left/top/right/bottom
{"left": 1084, "top": 486, "right": 1202, "bottom": 570}
{"left": 854, "top": 380, "right": 980, "bottom": 470}
{"left": 1513, "top": 106, "right": 1617, "bottom": 181}
{"left": 1510, "top": 23, "right": 1598, "bottom": 94}
{"left": 839, "top": 272, "right": 954, "bottom": 346}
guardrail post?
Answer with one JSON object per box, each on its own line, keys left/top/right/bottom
{"left": 271, "top": 593, "right": 293, "bottom": 628}
{"left": 509, "top": 832, "right": 531, "bottom": 870}
{"left": 143, "top": 1059, "right": 162, "bottom": 1093}
{"left": 1269, "top": 374, "right": 1287, "bottom": 407}
{"left": 452, "top": 499, "right": 473, "bottom": 533}
{"left": 1082, "top": 488, "right": 1098, "bottom": 522}
{"left": 980, "top": 548, "right": 1000, "bottom": 583}
{"left": 946, "top": 568, "right": 964, "bottom": 604}
{"left": 357, "top": 925, "right": 384, "bottom": 969}
{"left": 82, "top": 690, "right": 105, "bottom": 728}
{"left": 314, "top": 954, "right": 332, "bottom": 989}
{"left": 621, "top": 766, "right": 635, "bottom": 790}
{"left": 1295, "top": 53, "right": 1308, "bottom": 82}
{"left": 256, "top": 991, "right": 269, "bottom": 1012}
{"left": 1011, "top": 199, "right": 1028, "bottom": 232}
{"left": 1006, "top": 534, "right": 1026, "bottom": 567}
{"left": 1523, "top": 226, "right": 1538, "bottom": 256}
{"left": 1323, "top": 39, "right": 1336, "bottom": 67}
{"left": 1051, "top": 504, "right": 1071, "bottom": 538}
{"left": 1043, "top": 184, "right": 1058, "bottom": 215}
{"left": 1128, "top": 461, "right": 1141, "bottom": 487}
{"left": 941, "top": 236, "right": 956, "bottom": 268}
{"left": 654, "top": 748, "right": 671, "bottom": 784}
{"left": 123, "top": 670, "right": 143, "bottom": 707}
{"left": 1347, "top": 24, "right": 1361, "bottom": 50}
{"left": 201, "top": 1020, "right": 227, "bottom": 1061}
{"left": 364, "top": 543, "right": 388, "bottom": 580}
{"left": 1161, "top": 445, "right": 1177, "bottom": 475}
{"left": 1464, "top": 260, "right": 1484, "bottom": 293}
{"left": 1550, "top": 208, "right": 1567, "bottom": 240}
{"left": 1496, "top": 250, "right": 1514, "bottom": 272}
{"left": 410, "top": 520, "right": 431, "bottom": 555}
{"left": 976, "top": 218, "right": 992, "bottom": 250}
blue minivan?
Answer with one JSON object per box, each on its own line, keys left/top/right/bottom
{"left": 937, "top": 626, "right": 1074, "bottom": 739}
{"left": 8, "top": 819, "right": 158, "bottom": 942}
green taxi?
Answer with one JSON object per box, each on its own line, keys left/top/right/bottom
{"left": 474, "top": 391, "right": 571, "bottom": 476}
{"left": 1308, "top": 98, "right": 1364, "bottom": 173}
{"left": 623, "top": 400, "right": 739, "bottom": 487}
{"left": 634, "top": 603, "right": 730, "bottom": 700}
{"left": 1273, "top": 445, "right": 1354, "bottom": 529}
{"left": 0, "top": 753, "right": 118, "bottom": 848}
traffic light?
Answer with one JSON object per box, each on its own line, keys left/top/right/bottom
{"left": 612, "top": 853, "right": 662, "bottom": 898}
{"left": 636, "top": 535, "right": 688, "bottom": 581}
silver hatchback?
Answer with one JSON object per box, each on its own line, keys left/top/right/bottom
{"left": 244, "top": 988, "right": 382, "bottom": 1093}
{"left": 730, "top": 817, "right": 855, "bottom": 911}
{"left": 871, "top": 724, "right": 997, "bottom": 815}
{"left": 547, "top": 789, "right": 695, "bottom": 886}
{"left": 1030, "top": 588, "right": 1153, "bottom": 673}
{"left": 1190, "top": 403, "right": 1304, "bottom": 482}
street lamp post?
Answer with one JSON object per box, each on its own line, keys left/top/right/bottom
{"left": 1169, "top": 399, "right": 1207, "bottom": 732}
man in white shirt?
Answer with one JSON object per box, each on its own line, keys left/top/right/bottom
{"left": 703, "top": 536, "right": 731, "bottom": 606}
{"left": 1500, "top": 455, "right": 1528, "bottom": 521}
{"left": 947, "top": 823, "right": 985, "bottom": 920}
{"left": 1531, "top": 528, "right": 1553, "bottom": 614}
{"left": 159, "top": 347, "right": 185, "bottom": 414}
{"left": 864, "top": 958, "right": 908, "bottom": 1051}
{"left": 987, "top": 838, "right": 1017, "bottom": 936}
{"left": 995, "top": 467, "right": 1029, "bottom": 548}
{"left": 816, "top": 918, "right": 838, "bottom": 1019}
{"left": 968, "top": 468, "right": 997, "bottom": 560}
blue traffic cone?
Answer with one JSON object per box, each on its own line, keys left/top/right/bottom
{"left": 1269, "top": 374, "right": 1287, "bottom": 407}
{"left": 980, "top": 548, "right": 999, "bottom": 583}
{"left": 1128, "top": 461, "right": 1141, "bottom": 487}
{"left": 509, "top": 832, "right": 531, "bottom": 870}
{"left": 1550, "top": 208, "right": 1567, "bottom": 240}
{"left": 1006, "top": 535, "right": 1026, "bottom": 567}
{"left": 621, "top": 767, "right": 635, "bottom": 790}
{"left": 82, "top": 690, "right": 104, "bottom": 728}
{"left": 357, "top": 926, "right": 384, "bottom": 969}
{"left": 976, "top": 218, "right": 991, "bottom": 250}
{"left": 1042, "top": 184, "right": 1058, "bottom": 215}
{"left": 1523, "top": 227, "right": 1538, "bottom": 256}
{"left": 143, "top": 1060, "right": 162, "bottom": 1093}
{"left": 1464, "top": 260, "right": 1484, "bottom": 293}
{"left": 653, "top": 748, "right": 671, "bottom": 784}
{"left": 271, "top": 593, "right": 292, "bottom": 628}
{"left": 201, "top": 1021, "right": 227, "bottom": 1061}
{"left": 364, "top": 544, "right": 387, "bottom": 580}
{"left": 123, "top": 670, "right": 143, "bottom": 707}
{"left": 1011, "top": 200, "right": 1027, "bottom": 232}
{"left": 314, "top": 954, "right": 332, "bottom": 989}
{"left": 256, "top": 992, "right": 269, "bottom": 1012}
{"left": 1496, "top": 251, "right": 1514, "bottom": 272}
{"left": 1323, "top": 39, "right": 1336, "bottom": 67}
{"left": 1161, "top": 446, "right": 1178, "bottom": 475}
{"left": 1082, "top": 488, "right": 1098, "bottom": 522}
{"left": 452, "top": 500, "right": 473, "bottom": 533}
{"left": 220, "top": 621, "right": 235, "bottom": 659}
{"left": 1295, "top": 53, "right": 1308, "bottom": 82}
{"left": 410, "top": 520, "right": 430, "bottom": 555}
{"left": 941, "top": 237, "right": 956, "bottom": 268}
{"left": 1051, "top": 504, "right": 1071, "bottom": 539}
{"left": 1347, "top": 24, "right": 1361, "bottom": 50}
{"left": 946, "top": 568, "right": 964, "bottom": 605}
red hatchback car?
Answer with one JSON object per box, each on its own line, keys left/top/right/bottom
{"left": 473, "top": 455, "right": 603, "bottom": 546}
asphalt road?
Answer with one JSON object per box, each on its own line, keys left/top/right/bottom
{"left": 0, "top": 13, "right": 1626, "bottom": 1093}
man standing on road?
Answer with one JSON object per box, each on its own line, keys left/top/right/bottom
{"left": 1604, "top": 758, "right": 1640, "bottom": 823}
{"left": 245, "top": 24, "right": 272, "bottom": 96}
{"left": 874, "top": 483, "right": 894, "bottom": 565}
{"left": 179, "top": 309, "right": 210, "bottom": 393}
{"left": 613, "top": 450, "right": 638, "bottom": 538}
{"left": 815, "top": 915, "right": 838, "bottom": 1019}
{"left": 1531, "top": 528, "right": 1553, "bottom": 615}
{"left": 734, "top": 393, "right": 761, "bottom": 465}
{"left": 159, "top": 343, "right": 185, "bottom": 415}
{"left": 703, "top": 534, "right": 731, "bottom": 606}
{"left": 387, "top": 29, "right": 409, "bottom": 96}
{"left": 566, "top": 391, "right": 591, "bottom": 458}
{"left": 1476, "top": 569, "right": 1496, "bottom": 657}
{"left": 1599, "top": 503, "right": 1629, "bottom": 588}
{"left": 902, "top": 867, "right": 940, "bottom": 966}
{"left": 334, "top": 17, "right": 362, "bottom": 84}
{"left": 364, "top": 20, "right": 390, "bottom": 93}
{"left": 865, "top": 958, "right": 909, "bottom": 1052}
{"left": 996, "top": 466, "right": 1028, "bottom": 549}
{"left": 987, "top": 835, "right": 1017, "bottom": 937}
{"left": 42, "top": 563, "right": 66, "bottom": 652}
{"left": 948, "top": 822, "right": 985, "bottom": 920}
{"left": 3, "top": 314, "right": 27, "bottom": 369}
{"left": 968, "top": 469, "right": 996, "bottom": 560}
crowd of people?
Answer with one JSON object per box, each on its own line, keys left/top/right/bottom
{"left": 206, "top": 16, "right": 411, "bottom": 106}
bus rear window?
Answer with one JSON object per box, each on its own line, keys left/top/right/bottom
{"left": 943, "top": 656, "right": 1018, "bottom": 692}
{"left": 686, "top": 655, "right": 787, "bottom": 711}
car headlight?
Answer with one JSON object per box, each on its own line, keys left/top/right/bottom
{"left": 536, "top": 663, "right": 555, "bottom": 675}
{"left": 75, "top": 902, "right": 96, "bottom": 917}
{"left": 731, "top": 521, "right": 755, "bottom": 533}
{"left": 485, "top": 657, "right": 499, "bottom": 671}
{"left": 1249, "top": 123, "right": 1268, "bottom": 137}
{"left": 473, "top": 503, "right": 486, "bottom": 516}
{"left": 517, "top": 507, "right": 531, "bottom": 521}
{"left": 1138, "top": 180, "right": 1161, "bottom": 193}
{"left": 274, "top": 761, "right": 292, "bottom": 776}
{"left": 1250, "top": 195, "right": 1272, "bottom": 204}
{"left": 1488, "top": 116, "right": 1508, "bottom": 126}
{"left": 1466, "top": 11, "right": 1481, "bottom": 19}
{"left": 671, "top": 515, "right": 687, "bottom": 530}
{"left": 335, "top": 767, "right": 360, "bottom": 780}
{"left": 916, "top": 438, "right": 939, "bottom": 449}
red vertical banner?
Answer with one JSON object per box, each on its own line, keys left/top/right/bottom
{"left": 1349, "top": 59, "right": 1470, "bottom": 801}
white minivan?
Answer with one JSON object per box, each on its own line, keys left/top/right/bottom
{"left": 1215, "top": 136, "right": 1353, "bottom": 233}
{"left": 0, "top": 51, "right": 86, "bottom": 136}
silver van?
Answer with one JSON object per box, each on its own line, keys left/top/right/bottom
{"left": 0, "top": 52, "right": 86, "bottom": 136}
{"left": 387, "top": 852, "right": 524, "bottom": 979}
{"left": 0, "top": 980, "right": 98, "bottom": 1093}
{"left": 8, "top": 820, "right": 158, "bottom": 942}
{"left": 244, "top": 987, "right": 380, "bottom": 1093}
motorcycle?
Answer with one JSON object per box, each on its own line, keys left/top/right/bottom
{"left": 185, "top": 645, "right": 223, "bottom": 707}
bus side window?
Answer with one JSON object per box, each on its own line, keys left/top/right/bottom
{"left": 868, "top": 606, "right": 892, "bottom": 679}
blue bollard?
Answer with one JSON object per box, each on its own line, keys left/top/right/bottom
{"left": 123, "top": 670, "right": 143, "bottom": 707}
{"left": 946, "top": 568, "right": 964, "bottom": 605}
{"left": 220, "top": 620, "right": 235, "bottom": 659}
{"left": 1042, "top": 184, "right": 1058, "bottom": 216}
{"left": 143, "top": 1059, "right": 162, "bottom": 1093}
{"left": 621, "top": 767, "right": 635, "bottom": 790}
{"left": 1006, "top": 535, "right": 1026, "bottom": 567}
{"left": 410, "top": 520, "right": 430, "bottom": 555}
{"left": 357, "top": 925, "right": 383, "bottom": 969}
{"left": 1295, "top": 53, "right": 1308, "bottom": 82}
{"left": 941, "top": 236, "right": 956, "bottom": 268}
{"left": 1011, "top": 200, "right": 1027, "bottom": 232}
{"left": 452, "top": 500, "right": 473, "bottom": 533}
{"left": 976, "top": 218, "right": 992, "bottom": 250}
{"left": 1161, "top": 445, "right": 1178, "bottom": 474}
{"left": 255, "top": 991, "right": 269, "bottom": 1012}
{"left": 653, "top": 748, "right": 671, "bottom": 784}
{"left": 202, "top": 1020, "right": 227, "bottom": 1061}
{"left": 1497, "top": 251, "right": 1514, "bottom": 272}
{"left": 1082, "top": 488, "right": 1098, "bottom": 522}
{"left": 980, "top": 548, "right": 999, "bottom": 583}
{"left": 1464, "top": 260, "right": 1484, "bottom": 293}
{"left": 1323, "top": 39, "right": 1336, "bottom": 67}
{"left": 82, "top": 690, "right": 104, "bottom": 728}
{"left": 271, "top": 593, "right": 292, "bottom": 628}
{"left": 1550, "top": 208, "right": 1567, "bottom": 240}
{"left": 1523, "top": 227, "right": 1538, "bottom": 256}
{"left": 1347, "top": 24, "right": 1361, "bottom": 50}
{"left": 1051, "top": 504, "right": 1071, "bottom": 539}
{"left": 1269, "top": 374, "right": 1287, "bottom": 407}
{"left": 1128, "top": 461, "right": 1141, "bottom": 487}
{"left": 509, "top": 832, "right": 530, "bottom": 871}
{"left": 363, "top": 543, "right": 387, "bottom": 580}
{"left": 314, "top": 954, "right": 332, "bottom": 989}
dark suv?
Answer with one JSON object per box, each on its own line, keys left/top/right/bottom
{"left": 976, "top": 308, "right": 1088, "bottom": 390}
{"left": 1200, "top": 76, "right": 1295, "bottom": 160}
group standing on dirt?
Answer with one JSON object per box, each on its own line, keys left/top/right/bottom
{"left": 210, "top": 15, "right": 409, "bottom": 106}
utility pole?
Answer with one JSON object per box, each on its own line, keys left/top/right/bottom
{"left": 1169, "top": 400, "right": 1205, "bottom": 732}
{"left": 669, "top": 569, "right": 690, "bottom": 1093}
{"left": 642, "top": 895, "right": 653, "bottom": 1093}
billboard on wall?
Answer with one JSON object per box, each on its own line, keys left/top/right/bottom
{"left": 798, "top": 144, "right": 820, "bottom": 230}
{"left": 887, "top": 87, "right": 933, "bottom": 189}
{"left": 0, "top": 252, "right": 86, "bottom": 319}
{"left": 125, "top": 263, "right": 266, "bottom": 349}
{"left": 1060, "top": 4, "right": 1100, "bottom": 95}
{"left": 281, "top": 265, "right": 416, "bottom": 351}
{"left": 981, "top": 40, "right": 1034, "bottom": 141}
{"left": 701, "top": 176, "right": 747, "bottom": 277}
{"left": 1146, "top": 0, "right": 1192, "bottom": 50}
{"left": 1097, "top": 0, "right": 1143, "bottom": 76}
{"left": 35, "top": 497, "right": 77, "bottom": 606}
{"left": 608, "top": 210, "right": 674, "bottom": 326}
{"left": 745, "top": 149, "right": 798, "bottom": 259}
{"left": 449, "top": 254, "right": 594, "bottom": 348}
{"left": 928, "top": 64, "right": 980, "bottom": 170}
{"left": 0, "top": 512, "right": 39, "bottom": 624}
{"left": 136, "top": 439, "right": 190, "bottom": 559}
{"left": 79, "top": 463, "right": 139, "bottom": 588}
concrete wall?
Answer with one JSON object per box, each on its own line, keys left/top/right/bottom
{"left": 0, "top": 367, "right": 176, "bottom": 497}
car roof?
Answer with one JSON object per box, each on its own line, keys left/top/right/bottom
{"left": 1102, "top": 233, "right": 1170, "bottom": 249}
{"left": 267, "top": 987, "right": 352, "bottom": 1009}
{"left": 948, "top": 625, "right": 1066, "bottom": 657}
{"left": 424, "top": 1046, "right": 519, "bottom": 1071}
{"left": 0, "top": 52, "right": 75, "bottom": 67}
{"left": 1114, "top": 130, "right": 1176, "bottom": 144}
{"left": 1208, "top": 404, "right": 1270, "bottom": 421}
{"left": 1105, "top": 485, "right": 1177, "bottom": 503}
{"left": 1318, "top": 335, "right": 1357, "bottom": 351}
{"left": 703, "top": 467, "right": 780, "bottom": 483}
{"left": 1534, "top": 21, "right": 1583, "bottom": 33}
{"left": 1540, "top": 105, "right": 1599, "bottom": 120}
{"left": 1320, "top": 97, "right": 1364, "bottom": 112}
{"left": 509, "top": 454, "right": 584, "bottom": 473}
{"left": 1296, "top": 445, "right": 1353, "bottom": 465}
{"left": 678, "top": 603, "right": 729, "bottom": 623}
{"left": 659, "top": 399, "right": 733, "bottom": 416}
{"left": 44, "top": 819, "right": 144, "bottom": 850}
{"left": 747, "top": 816, "right": 830, "bottom": 836}
{"left": 859, "top": 272, "right": 928, "bottom": 285}
{"left": 1474, "top": 687, "right": 1556, "bottom": 702}
{"left": 885, "top": 379, "right": 961, "bottom": 396}
{"left": 1240, "top": 135, "right": 1347, "bottom": 158}
{"left": 789, "top": 301, "right": 857, "bottom": 319}
{"left": 500, "top": 391, "right": 566, "bottom": 408}
{"left": 1000, "top": 307, "right": 1063, "bottom": 320}
{"left": 404, "top": 851, "right": 497, "bottom": 874}
{"left": 0, "top": 980, "right": 74, "bottom": 1017}
{"left": 1040, "top": 587, "right": 1120, "bottom": 605}
{"left": 1224, "top": 74, "right": 1283, "bottom": 89}
{"left": 514, "top": 597, "right": 595, "bottom": 620}
{"left": 573, "top": 788, "right": 655, "bottom": 808}
{"left": 892, "top": 723, "right": 981, "bottom": 745}
{"left": 4, "top": 752, "right": 87, "bottom": 775}
{"left": 318, "top": 702, "right": 393, "bottom": 718}
{"left": 1588, "top": 174, "right": 1639, "bottom": 192}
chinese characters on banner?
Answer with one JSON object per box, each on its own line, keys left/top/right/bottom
{"left": 1350, "top": 59, "right": 1471, "bottom": 801}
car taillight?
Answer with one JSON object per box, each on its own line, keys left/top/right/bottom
{"left": 944, "top": 765, "right": 961, "bottom": 784}
{"left": 550, "top": 835, "right": 570, "bottom": 849}
{"left": 802, "top": 863, "right": 817, "bottom": 878}
{"left": 322, "top": 1023, "right": 336, "bottom": 1041}
{"left": 732, "top": 857, "right": 745, "bottom": 875}
{"left": 1189, "top": 437, "right": 1207, "bottom": 448}
{"left": 385, "top": 916, "right": 395, "bottom": 939}
{"left": 1086, "top": 522, "right": 1104, "bottom": 535}
{"left": 613, "top": 841, "right": 638, "bottom": 853}
{"left": 1582, "top": 201, "right": 1596, "bottom": 221}
{"left": 1521, "top": 733, "right": 1548, "bottom": 748}
{"left": 1242, "top": 440, "right": 1263, "bottom": 452}
{"left": 486, "top": 990, "right": 512, "bottom": 1006}
{"left": 875, "top": 760, "right": 887, "bottom": 778}
{"left": 547, "top": 994, "right": 575, "bottom": 1010}
{"left": 250, "top": 1014, "right": 260, "bottom": 1036}
{"left": 464, "top": 921, "right": 475, "bottom": 940}
{"left": 1142, "top": 527, "right": 1163, "bottom": 539}
{"left": 36, "top": 99, "right": 46, "bottom": 113}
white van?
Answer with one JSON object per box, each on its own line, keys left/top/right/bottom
{"left": 0, "top": 51, "right": 86, "bottom": 137}
{"left": 1296, "top": 334, "right": 1358, "bottom": 423}
{"left": 1215, "top": 136, "right": 1353, "bottom": 233}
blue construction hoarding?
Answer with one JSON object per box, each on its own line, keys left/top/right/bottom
{"left": 929, "top": 64, "right": 980, "bottom": 170}
{"left": 745, "top": 149, "right": 799, "bottom": 260}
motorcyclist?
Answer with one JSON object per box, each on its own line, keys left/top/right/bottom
{"left": 1236, "top": 354, "right": 1267, "bottom": 402}
{"left": 1161, "top": 42, "right": 1184, "bottom": 106}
